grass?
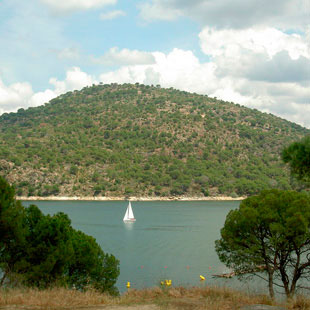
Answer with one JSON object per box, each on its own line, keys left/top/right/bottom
{"left": 0, "top": 287, "right": 113, "bottom": 309}
{"left": 0, "top": 286, "right": 309, "bottom": 310}
{"left": 120, "top": 286, "right": 274, "bottom": 310}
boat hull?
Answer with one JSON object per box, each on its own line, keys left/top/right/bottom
{"left": 123, "top": 219, "right": 136, "bottom": 222}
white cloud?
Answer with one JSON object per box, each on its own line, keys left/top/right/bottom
{"left": 210, "top": 82, "right": 252, "bottom": 106}
{"left": 28, "top": 89, "right": 56, "bottom": 107}
{"left": 98, "top": 49, "right": 221, "bottom": 102}
{"left": 281, "top": 102, "right": 310, "bottom": 128}
{"left": 148, "top": 49, "right": 217, "bottom": 93}
{"left": 100, "top": 10, "right": 126, "bottom": 20}
{"left": 48, "top": 67, "right": 97, "bottom": 96}
{"left": 91, "top": 47, "right": 156, "bottom": 66}
{"left": 62, "top": 67, "right": 97, "bottom": 89}
{"left": 197, "top": 27, "right": 310, "bottom": 95}
{"left": 40, "top": 0, "right": 116, "bottom": 13}
{"left": 0, "top": 67, "right": 97, "bottom": 114}
{"left": 199, "top": 26, "right": 309, "bottom": 60}
{"left": 0, "top": 79, "right": 33, "bottom": 113}
{"left": 143, "top": 67, "right": 161, "bottom": 85}
{"left": 139, "top": 0, "right": 308, "bottom": 30}
{"left": 197, "top": 26, "right": 310, "bottom": 118}
{"left": 98, "top": 48, "right": 217, "bottom": 93}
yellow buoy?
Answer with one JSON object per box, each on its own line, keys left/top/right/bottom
{"left": 126, "top": 281, "right": 131, "bottom": 288}
{"left": 199, "top": 275, "right": 205, "bottom": 281}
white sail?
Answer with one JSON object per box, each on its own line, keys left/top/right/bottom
{"left": 123, "top": 201, "right": 136, "bottom": 222}
{"left": 128, "top": 202, "right": 135, "bottom": 219}
{"left": 123, "top": 207, "right": 130, "bottom": 221}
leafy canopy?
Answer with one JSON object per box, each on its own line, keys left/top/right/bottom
{"left": 282, "top": 135, "right": 310, "bottom": 183}
{"left": 67, "top": 229, "right": 120, "bottom": 295}
{"left": 0, "top": 176, "right": 26, "bottom": 284}
{"left": 215, "top": 189, "right": 310, "bottom": 298}
{"left": 18, "top": 205, "right": 74, "bottom": 288}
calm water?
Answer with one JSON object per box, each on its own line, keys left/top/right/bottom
{"left": 22, "top": 200, "right": 266, "bottom": 293}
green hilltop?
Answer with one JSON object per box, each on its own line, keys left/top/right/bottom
{"left": 0, "top": 83, "right": 309, "bottom": 198}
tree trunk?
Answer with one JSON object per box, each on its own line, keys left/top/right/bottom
{"left": 279, "top": 267, "right": 290, "bottom": 297}
{"left": 289, "top": 273, "right": 300, "bottom": 298}
{"left": 0, "top": 271, "right": 7, "bottom": 286}
{"left": 268, "top": 271, "right": 275, "bottom": 299}
{"left": 289, "top": 250, "right": 301, "bottom": 298}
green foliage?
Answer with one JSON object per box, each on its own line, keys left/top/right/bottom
{"left": 282, "top": 135, "right": 310, "bottom": 184}
{"left": 0, "top": 176, "right": 26, "bottom": 285}
{"left": 215, "top": 189, "right": 310, "bottom": 298}
{"left": 0, "top": 177, "right": 119, "bottom": 293}
{"left": 15, "top": 205, "right": 73, "bottom": 287}
{"left": 69, "top": 165, "right": 78, "bottom": 175}
{"left": 40, "top": 184, "right": 60, "bottom": 196}
{"left": 0, "top": 176, "right": 22, "bottom": 245}
{"left": 0, "top": 83, "right": 309, "bottom": 198}
{"left": 68, "top": 230, "right": 119, "bottom": 295}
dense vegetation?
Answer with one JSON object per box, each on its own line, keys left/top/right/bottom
{"left": 0, "top": 176, "right": 119, "bottom": 293}
{"left": 0, "top": 83, "right": 309, "bottom": 197}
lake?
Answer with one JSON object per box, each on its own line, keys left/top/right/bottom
{"left": 22, "top": 200, "right": 266, "bottom": 293}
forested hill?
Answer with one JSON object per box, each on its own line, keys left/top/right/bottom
{"left": 0, "top": 83, "right": 309, "bottom": 198}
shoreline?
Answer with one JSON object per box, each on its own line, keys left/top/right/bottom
{"left": 17, "top": 195, "right": 246, "bottom": 201}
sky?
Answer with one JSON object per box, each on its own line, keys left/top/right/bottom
{"left": 0, "top": 0, "right": 309, "bottom": 128}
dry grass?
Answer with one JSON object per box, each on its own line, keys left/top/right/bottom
{"left": 287, "top": 295, "right": 310, "bottom": 310}
{"left": 0, "top": 286, "right": 309, "bottom": 310}
{"left": 0, "top": 287, "right": 115, "bottom": 309}
{"left": 120, "top": 286, "right": 276, "bottom": 310}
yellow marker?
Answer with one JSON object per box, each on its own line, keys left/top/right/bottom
{"left": 126, "top": 281, "right": 131, "bottom": 288}
{"left": 165, "top": 279, "right": 172, "bottom": 286}
{"left": 199, "top": 275, "right": 205, "bottom": 281}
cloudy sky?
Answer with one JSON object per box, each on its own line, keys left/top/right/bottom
{"left": 0, "top": 0, "right": 309, "bottom": 127}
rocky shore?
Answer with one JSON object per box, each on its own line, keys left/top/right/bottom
{"left": 17, "top": 195, "right": 246, "bottom": 201}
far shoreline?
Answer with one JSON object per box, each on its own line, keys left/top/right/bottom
{"left": 17, "top": 195, "right": 246, "bottom": 201}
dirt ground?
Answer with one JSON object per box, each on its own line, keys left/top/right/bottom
{"left": 79, "top": 306, "right": 159, "bottom": 310}
{"left": 0, "top": 306, "right": 159, "bottom": 310}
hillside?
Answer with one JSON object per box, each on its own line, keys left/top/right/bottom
{"left": 0, "top": 83, "right": 309, "bottom": 198}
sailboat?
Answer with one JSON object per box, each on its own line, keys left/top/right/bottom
{"left": 123, "top": 201, "right": 136, "bottom": 222}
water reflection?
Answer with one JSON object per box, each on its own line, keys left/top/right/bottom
{"left": 123, "top": 222, "right": 135, "bottom": 231}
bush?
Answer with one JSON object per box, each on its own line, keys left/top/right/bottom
{"left": 67, "top": 230, "right": 119, "bottom": 294}
{"left": 0, "top": 176, "right": 120, "bottom": 293}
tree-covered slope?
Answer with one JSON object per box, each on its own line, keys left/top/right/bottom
{"left": 0, "top": 83, "right": 309, "bottom": 197}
